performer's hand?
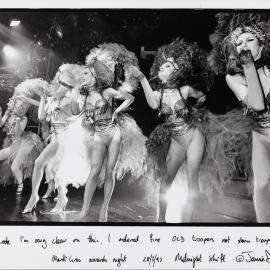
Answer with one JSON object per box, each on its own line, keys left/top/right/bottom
{"left": 128, "top": 66, "right": 145, "bottom": 80}
{"left": 112, "top": 111, "right": 119, "bottom": 122}
{"left": 194, "top": 95, "right": 206, "bottom": 108}
{"left": 238, "top": 49, "right": 254, "bottom": 66}
{"left": 6, "top": 107, "right": 12, "bottom": 115}
{"left": 44, "top": 135, "right": 51, "bottom": 144}
{"left": 79, "top": 85, "right": 89, "bottom": 96}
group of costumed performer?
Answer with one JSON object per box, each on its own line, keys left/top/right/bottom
{"left": 0, "top": 79, "right": 47, "bottom": 195}
{"left": 131, "top": 38, "right": 211, "bottom": 222}
{"left": 22, "top": 43, "right": 147, "bottom": 222}
{"left": 22, "top": 64, "right": 84, "bottom": 214}
{"left": 208, "top": 13, "right": 270, "bottom": 222}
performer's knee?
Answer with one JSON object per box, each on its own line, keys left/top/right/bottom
{"left": 105, "top": 169, "right": 115, "bottom": 183}
{"left": 11, "top": 163, "right": 21, "bottom": 178}
{"left": 89, "top": 164, "right": 102, "bottom": 181}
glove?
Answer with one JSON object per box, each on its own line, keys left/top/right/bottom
{"left": 79, "top": 85, "right": 90, "bottom": 96}
{"left": 238, "top": 49, "right": 254, "bottom": 66}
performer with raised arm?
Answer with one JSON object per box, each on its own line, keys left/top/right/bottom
{"left": 14, "top": 86, "right": 56, "bottom": 199}
{"left": 0, "top": 79, "right": 46, "bottom": 195}
{"left": 132, "top": 39, "right": 210, "bottom": 222}
{"left": 22, "top": 64, "right": 84, "bottom": 214}
{"left": 209, "top": 13, "right": 270, "bottom": 222}
{"left": 69, "top": 43, "right": 147, "bottom": 222}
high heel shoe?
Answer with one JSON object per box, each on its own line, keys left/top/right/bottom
{"left": 99, "top": 209, "right": 108, "bottom": 222}
{"left": 75, "top": 210, "right": 88, "bottom": 221}
{"left": 50, "top": 197, "right": 68, "bottom": 214}
{"left": 98, "top": 216, "right": 108, "bottom": 222}
{"left": 42, "top": 181, "right": 55, "bottom": 199}
{"left": 16, "top": 183, "right": 23, "bottom": 195}
{"left": 22, "top": 195, "right": 39, "bottom": 214}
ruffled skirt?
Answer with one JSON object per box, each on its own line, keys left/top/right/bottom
{"left": 0, "top": 132, "right": 44, "bottom": 185}
{"left": 145, "top": 109, "right": 253, "bottom": 197}
{"left": 49, "top": 113, "right": 147, "bottom": 189}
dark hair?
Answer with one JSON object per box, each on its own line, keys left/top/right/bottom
{"left": 93, "top": 61, "right": 114, "bottom": 92}
{"left": 150, "top": 38, "right": 210, "bottom": 93}
{"left": 113, "top": 63, "right": 125, "bottom": 88}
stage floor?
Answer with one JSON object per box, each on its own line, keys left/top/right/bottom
{"left": 0, "top": 180, "right": 256, "bottom": 223}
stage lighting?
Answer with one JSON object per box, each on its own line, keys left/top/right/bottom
{"left": 3, "top": 45, "right": 17, "bottom": 58}
{"left": 10, "top": 19, "right": 21, "bottom": 27}
{"left": 54, "top": 22, "right": 63, "bottom": 38}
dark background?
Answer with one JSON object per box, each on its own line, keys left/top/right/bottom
{"left": 0, "top": 9, "right": 244, "bottom": 137}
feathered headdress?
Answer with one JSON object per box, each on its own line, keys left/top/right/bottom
{"left": 49, "top": 63, "right": 85, "bottom": 95}
{"left": 150, "top": 38, "right": 210, "bottom": 93}
{"left": 85, "top": 43, "right": 139, "bottom": 93}
{"left": 12, "top": 78, "right": 50, "bottom": 117}
{"left": 208, "top": 12, "right": 270, "bottom": 75}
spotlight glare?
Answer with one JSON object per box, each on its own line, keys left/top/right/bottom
{"left": 54, "top": 22, "right": 63, "bottom": 38}
{"left": 56, "top": 29, "right": 63, "bottom": 39}
{"left": 3, "top": 45, "right": 17, "bottom": 58}
{"left": 10, "top": 19, "right": 21, "bottom": 27}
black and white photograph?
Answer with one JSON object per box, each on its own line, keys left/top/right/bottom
{"left": 0, "top": 4, "right": 269, "bottom": 226}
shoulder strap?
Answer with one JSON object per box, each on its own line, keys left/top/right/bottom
{"left": 177, "top": 88, "right": 188, "bottom": 108}
{"left": 159, "top": 88, "right": 164, "bottom": 112}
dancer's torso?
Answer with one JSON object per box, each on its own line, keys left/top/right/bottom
{"left": 3, "top": 114, "right": 25, "bottom": 141}
{"left": 46, "top": 96, "right": 73, "bottom": 135}
{"left": 84, "top": 90, "right": 116, "bottom": 134}
{"left": 155, "top": 88, "right": 193, "bottom": 136}
{"left": 85, "top": 91, "right": 113, "bottom": 121}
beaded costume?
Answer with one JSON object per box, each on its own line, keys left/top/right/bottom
{"left": 0, "top": 79, "right": 47, "bottom": 186}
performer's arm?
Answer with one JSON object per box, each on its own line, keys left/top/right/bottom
{"left": 14, "top": 95, "right": 40, "bottom": 107}
{"left": 104, "top": 88, "right": 134, "bottom": 121}
{"left": 38, "top": 96, "right": 47, "bottom": 120}
{"left": 185, "top": 86, "right": 206, "bottom": 108}
{"left": 129, "top": 66, "right": 160, "bottom": 109}
{"left": 226, "top": 50, "right": 265, "bottom": 111}
{"left": 0, "top": 107, "right": 10, "bottom": 128}
{"left": 71, "top": 87, "right": 81, "bottom": 115}
{"left": 15, "top": 117, "right": 27, "bottom": 137}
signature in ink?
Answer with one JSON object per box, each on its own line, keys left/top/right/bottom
{"left": 236, "top": 250, "right": 270, "bottom": 263}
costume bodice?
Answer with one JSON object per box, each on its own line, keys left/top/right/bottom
{"left": 84, "top": 92, "right": 113, "bottom": 122}
{"left": 3, "top": 114, "right": 24, "bottom": 138}
{"left": 46, "top": 96, "right": 73, "bottom": 124}
{"left": 160, "top": 99, "right": 186, "bottom": 115}
{"left": 158, "top": 88, "right": 192, "bottom": 123}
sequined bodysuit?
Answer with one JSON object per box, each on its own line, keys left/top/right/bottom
{"left": 157, "top": 88, "right": 194, "bottom": 136}
{"left": 3, "top": 114, "right": 25, "bottom": 143}
{"left": 83, "top": 92, "right": 119, "bottom": 146}
{"left": 46, "top": 97, "right": 73, "bottom": 136}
